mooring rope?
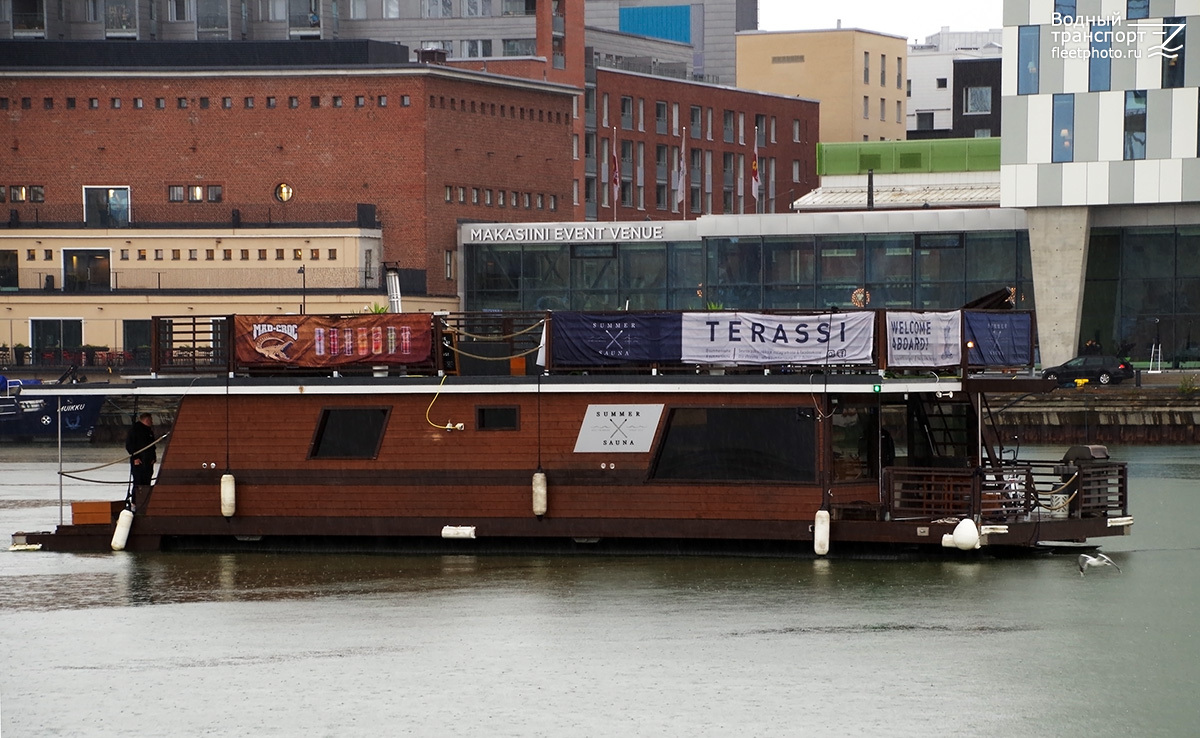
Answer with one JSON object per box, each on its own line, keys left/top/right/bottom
{"left": 56, "top": 432, "right": 172, "bottom": 484}
{"left": 447, "top": 319, "right": 544, "bottom": 342}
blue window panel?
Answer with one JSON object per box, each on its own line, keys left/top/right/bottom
{"left": 1161, "top": 17, "right": 1185, "bottom": 89}
{"left": 1052, "top": 94, "right": 1075, "bottom": 163}
{"left": 619, "top": 5, "right": 691, "bottom": 45}
{"left": 1018, "top": 26, "right": 1039, "bottom": 96}
{"left": 1090, "top": 23, "right": 1111, "bottom": 92}
{"left": 1124, "top": 90, "right": 1147, "bottom": 161}
{"left": 1127, "top": 0, "right": 1149, "bottom": 20}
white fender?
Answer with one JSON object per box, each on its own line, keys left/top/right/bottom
{"left": 952, "top": 518, "right": 981, "bottom": 550}
{"left": 532, "top": 471, "right": 548, "bottom": 517}
{"left": 441, "top": 525, "right": 476, "bottom": 539}
{"left": 111, "top": 508, "right": 134, "bottom": 551}
{"left": 813, "top": 509, "right": 831, "bottom": 556}
{"left": 220, "top": 474, "right": 236, "bottom": 518}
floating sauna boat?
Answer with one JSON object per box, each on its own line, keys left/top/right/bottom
{"left": 18, "top": 309, "right": 1132, "bottom": 554}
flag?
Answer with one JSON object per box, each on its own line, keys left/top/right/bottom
{"left": 675, "top": 127, "right": 687, "bottom": 208}
{"left": 611, "top": 127, "right": 619, "bottom": 214}
{"left": 751, "top": 125, "right": 761, "bottom": 203}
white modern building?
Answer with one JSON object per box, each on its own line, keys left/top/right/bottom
{"left": 1002, "top": 0, "right": 1200, "bottom": 367}
{"left": 907, "top": 27, "right": 1004, "bottom": 136}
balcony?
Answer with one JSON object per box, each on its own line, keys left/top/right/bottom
{"left": 11, "top": 12, "right": 46, "bottom": 36}
{"left": 289, "top": 12, "right": 321, "bottom": 37}
{"left": 105, "top": 0, "right": 138, "bottom": 38}
{"left": 501, "top": 0, "right": 536, "bottom": 16}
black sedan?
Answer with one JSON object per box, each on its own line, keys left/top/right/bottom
{"left": 1041, "top": 355, "right": 1135, "bottom": 386}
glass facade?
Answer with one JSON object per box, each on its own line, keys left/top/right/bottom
{"left": 1082, "top": 226, "right": 1200, "bottom": 365}
{"left": 464, "top": 230, "right": 1034, "bottom": 314}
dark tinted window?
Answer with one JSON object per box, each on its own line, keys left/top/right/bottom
{"left": 310, "top": 407, "right": 390, "bottom": 459}
{"left": 477, "top": 406, "right": 519, "bottom": 430}
{"left": 652, "top": 407, "right": 816, "bottom": 482}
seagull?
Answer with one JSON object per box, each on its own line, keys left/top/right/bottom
{"left": 1078, "top": 553, "right": 1121, "bottom": 576}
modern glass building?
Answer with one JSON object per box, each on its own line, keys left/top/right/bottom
{"left": 461, "top": 210, "right": 1033, "bottom": 314}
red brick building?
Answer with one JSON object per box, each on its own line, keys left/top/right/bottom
{"left": 0, "top": 41, "right": 576, "bottom": 299}
{"left": 1, "top": 38, "right": 819, "bottom": 304}
{"left": 593, "top": 67, "right": 819, "bottom": 220}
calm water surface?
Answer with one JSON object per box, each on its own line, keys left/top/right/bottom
{"left": 1, "top": 444, "right": 1197, "bottom": 737}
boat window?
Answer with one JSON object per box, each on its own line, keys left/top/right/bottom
{"left": 476, "top": 406, "right": 519, "bottom": 430}
{"left": 309, "top": 407, "right": 390, "bottom": 459}
{"left": 831, "top": 402, "right": 880, "bottom": 481}
{"left": 651, "top": 407, "right": 816, "bottom": 482}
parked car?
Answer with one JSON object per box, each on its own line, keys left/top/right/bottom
{"left": 1041, "top": 355, "right": 1134, "bottom": 385}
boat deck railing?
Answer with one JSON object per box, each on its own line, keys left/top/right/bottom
{"left": 150, "top": 309, "right": 1038, "bottom": 379}
{"left": 884, "top": 460, "right": 1128, "bottom": 523}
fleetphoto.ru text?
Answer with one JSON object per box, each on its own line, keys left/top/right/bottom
{"left": 1050, "top": 11, "right": 1185, "bottom": 60}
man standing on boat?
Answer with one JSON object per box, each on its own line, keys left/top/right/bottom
{"left": 126, "top": 412, "right": 157, "bottom": 512}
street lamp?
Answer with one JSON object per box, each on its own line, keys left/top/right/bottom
{"left": 298, "top": 265, "right": 306, "bottom": 315}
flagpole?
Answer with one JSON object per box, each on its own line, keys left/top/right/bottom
{"left": 612, "top": 126, "right": 619, "bottom": 223}
{"left": 752, "top": 124, "right": 761, "bottom": 214}
{"left": 679, "top": 127, "right": 687, "bottom": 221}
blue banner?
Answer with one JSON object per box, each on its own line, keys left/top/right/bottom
{"left": 550, "top": 313, "right": 682, "bottom": 366}
{"left": 964, "top": 312, "right": 1033, "bottom": 366}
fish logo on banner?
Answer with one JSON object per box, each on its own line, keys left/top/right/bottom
{"left": 886, "top": 311, "right": 961, "bottom": 367}
{"left": 680, "top": 312, "right": 875, "bottom": 365}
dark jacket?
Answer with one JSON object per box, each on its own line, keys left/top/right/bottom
{"left": 126, "top": 421, "right": 157, "bottom": 466}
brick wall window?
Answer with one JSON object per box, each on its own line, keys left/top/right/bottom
{"left": 168, "top": 185, "right": 184, "bottom": 202}
{"left": 207, "top": 185, "right": 222, "bottom": 202}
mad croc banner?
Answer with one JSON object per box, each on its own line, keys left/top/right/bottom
{"left": 680, "top": 311, "right": 875, "bottom": 365}
{"left": 233, "top": 314, "right": 433, "bottom": 368}
{"left": 886, "top": 311, "right": 962, "bottom": 367}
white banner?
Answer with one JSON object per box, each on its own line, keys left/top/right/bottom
{"left": 885, "top": 311, "right": 962, "bottom": 367}
{"left": 681, "top": 312, "right": 875, "bottom": 365}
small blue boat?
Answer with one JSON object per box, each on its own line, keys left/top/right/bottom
{"left": 0, "top": 376, "right": 105, "bottom": 440}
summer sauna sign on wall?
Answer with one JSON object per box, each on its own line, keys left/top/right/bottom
{"left": 574, "top": 405, "right": 665, "bottom": 453}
